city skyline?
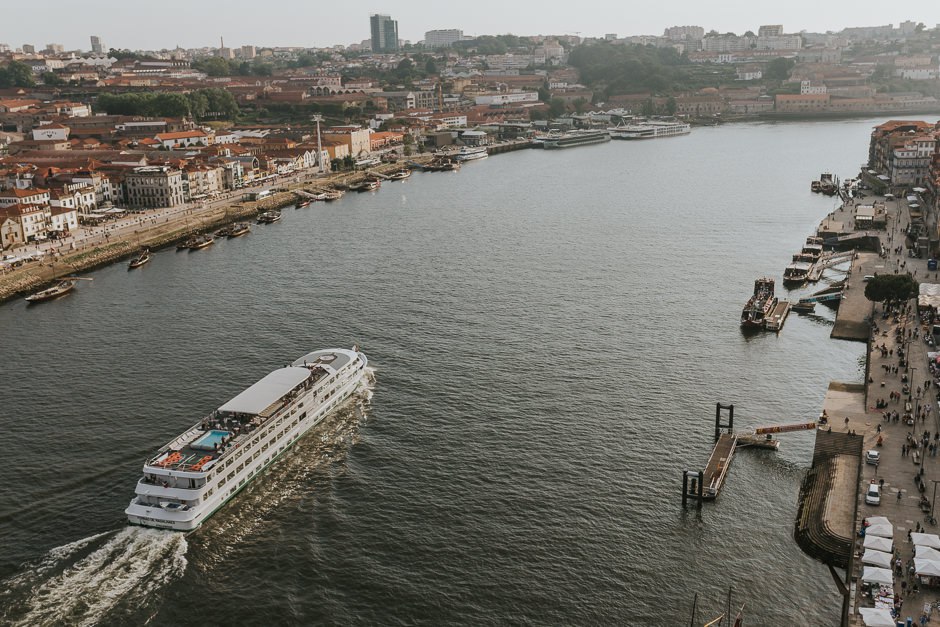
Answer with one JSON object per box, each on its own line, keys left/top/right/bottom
{"left": 1, "top": 0, "right": 939, "bottom": 51}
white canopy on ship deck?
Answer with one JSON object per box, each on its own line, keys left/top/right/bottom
{"left": 915, "top": 546, "right": 940, "bottom": 562}
{"left": 862, "top": 567, "right": 894, "bottom": 585}
{"left": 217, "top": 367, "right": 310, "bottom": 415}
{"left": 862, "top": 550, "right": 893, "bottom": 568}
{"left": 867, "top": 523, "right": 893, "bottom": 538}
{"left": 864, "top": 535, "right": 893, "bottom": 552}
{"left": 859, "top": 608, "right": 897, "bottom": 627}
{"left": 911, "top": 533, "right": 940, "bottom": 549}
{"left": 915, "top": 559, "right": 940, "bottom": 577}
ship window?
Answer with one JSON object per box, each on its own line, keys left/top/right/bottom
{"left": 227, "top": 471, "right": 235, "bottom": 481}
{"left": 252, "top": 437, "right": 259, "bottom": 445}
{"left": 298, "top": 402, "right": 304, "bottom": 408}
{"left": 239, "top": 478, "right": 245, "bottom": 486}
{"left": 236, "top": 463, "right": 244, "bottom": 473}
{"left": 218, "top": 477, "right": 226, "bottom": 487}
{"left": 254, "top": 451, "right": 260, "bottom": 459}
{"left": 292, "top": 420, "right": 298, "bottom": 427}
{"left": 206, "top": 488, "right": 214, "bottom": 497}
{"left": 235, "top": 450, "right": 243, "bottom": 460}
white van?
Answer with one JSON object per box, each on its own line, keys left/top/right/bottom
{"left": 866, "top": 484, "right": 881, "bottom": 506}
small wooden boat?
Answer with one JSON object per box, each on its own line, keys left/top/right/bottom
{"left": 228, "top": 222, "right": 250, "bottom": 238}
{"left": 25, "top": 276, "right": 92, "bottom": 303}
{"left": 177, "top": 239, "right": 192, "bottom": 251}
{"left": 257, "top": 210, "right": 282, "bottom": 224}
{"left": 297, "top": 199, "right": 312, "bottom": 209}
{"left": 388, "top": 169, "right": 412, "bottom": 181}
{"left": 128, "top": 249, "right": 151, "bottom": 269}
{"left": 215, "top": 225, "right": 235, "bottom": 237}
{"left": 323, "top": 190, "right": 344, "bottom": 201}
{"left": 350, "top": 180, "right": 380, "bottom": 192}
{"left": 188, "top": 235, "right": 214, "bottom": 250}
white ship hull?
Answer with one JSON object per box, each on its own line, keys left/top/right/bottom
{"left": 126, "top": 348, "right": 369, "bottom": 531}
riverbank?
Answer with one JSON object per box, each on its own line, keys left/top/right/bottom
{"left": 0, "top": 156, "right": 438, "bottom": 304}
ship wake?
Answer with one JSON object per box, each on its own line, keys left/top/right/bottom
{"left": 0, "top": 526, "right": 187, "bottom": 627}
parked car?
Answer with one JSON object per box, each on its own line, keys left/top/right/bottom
{"left": 866, "top": 483, "right": 881, "bottom": 506}
{"left": 866, "top": 450, "right": 880, "bottom": 465}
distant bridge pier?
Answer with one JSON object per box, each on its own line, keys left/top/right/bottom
{"left": 715, "top": 403, "right": 734, "bottom": 441}
{"left": 682, "top": 470, "right": 705, "bottom": 508}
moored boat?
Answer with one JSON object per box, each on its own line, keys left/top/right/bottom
{"left": 783, "top": 261, "right": 813, "bottom": 285}
{"left": 740, "top": 277, "right": 778, "bottom": 329}
{"left": 188, "top": 235, "right": 214, "bottom": 250}
{"left": 543, "top": 129, "right": 611, "bottom": 149}
{"left": 128, "top": 249, "right": 151, "bottom": 269}
{"left": 125, "top": 346, "right": 371, "bottom": 531}
{"left": 228, "top": 222, "right": 250, "bottom": 238}
{"left": 349, "top": 179, "right": 380, "bottom": 192}
{"left": 25, "top": 278, "right": 78, "bottom": 303}
{"left": 453, "top": 146, "right": 488, "bottom": 161}
{"left": 257, "top": 210, "right": 282, "bottom": 224}
{"left": 387, "top": 169, "right": 412, "bottom": 181}
{"left": 608, "top": 120, "right": 691, "bottom": 140}
{"left": 323, "top": 190, "right": 344, "bottom": 201}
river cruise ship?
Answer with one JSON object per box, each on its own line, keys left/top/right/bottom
{"left": 608, "top": 120, "right": 691, "bottom": 140}
{"left": 453, "top": 146, "right": 488, "bottom": 161}
{"left": 542, "top": 129, "right": 611, "bottom": 149}
{"left": 126, "top": 347, "right": 370, "bottom": 531}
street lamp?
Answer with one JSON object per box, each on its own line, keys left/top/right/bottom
{"left": 932, "top": 479, "right": 940, "bottom": 520}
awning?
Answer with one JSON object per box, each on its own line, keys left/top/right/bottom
{"left": 915, "top": 546, "right": 940, "bottom": 561}
{"left": 864, "top": 535, "right": 893, "bottom": 552}
{"left": 919, "top": 284, "right": 940, "bottom": 310}
{"left": 911, "top": 532, "right": 940, "bottom": 548}
{"left": 867, "top": 523, "right": 893, "bottom": 538}
{"left": 915, "top": 558, "right": 940, "bottom": 576}
{"left": 862, "top": 549, "right": 893, "bottom": 568}
{"left": 862, "top": 566, "right": 894, "bottom": 584}
{"left": 217, "top": 367, "right": 310, "bottom": 415}
{"left": 866, "top": 516, "right": 891, "bottom": 526}
{"left": 859, "top": 608, "right": 896, "bottom": 627}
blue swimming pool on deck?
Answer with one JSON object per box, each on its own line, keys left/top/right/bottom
{"left": 191, "top": 430, "right": 230, "bottom": 451}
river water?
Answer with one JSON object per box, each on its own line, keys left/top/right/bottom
{"left": 0, "top": 118, "right": 909, "bottom": 625}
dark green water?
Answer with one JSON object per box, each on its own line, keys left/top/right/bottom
{"left": 0, "top": 118, "right": 898, "bottom": 625}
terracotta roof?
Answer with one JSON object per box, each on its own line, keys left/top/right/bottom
{"left": 155, "top": 130, "right": 209, "bottom": 141}
{"left": 0, "top": 187, "right": 49, "bottom": 198}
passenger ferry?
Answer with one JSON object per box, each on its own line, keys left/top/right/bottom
{"left": 608, "top": 120, "right": 691, "bottom": 140}
{"left": 125, "top": 347, "right": 370, "bottom": 531}
{"left": 453, "top": 146, "right": 488, "bottom": 162}
{"left": 542, "top": 129, "right": 611, "bottom": 149}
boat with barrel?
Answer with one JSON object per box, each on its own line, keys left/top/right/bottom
{"left": 25, "top": 276, "right": 92, "bottom": 303}
{"left": 128, "top": 249, "right": 151, "bottom": 269}
{"left": 188, "top": 234, "right": 214, "bottom": 250}
{"left": 125, "top": 346, "right": 371, "bottom": 531}
{"left": 740, "top": 277, "right": 778, "bottom": 330}
{"left": 228, "top": 222, "right": 250, "bottom": 238}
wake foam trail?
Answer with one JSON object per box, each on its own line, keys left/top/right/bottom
{"left": 0, "top": 527, "right": 187, "bottom": 627}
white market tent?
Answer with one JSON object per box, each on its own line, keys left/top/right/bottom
{"left": 864, "top": 535, "right": 893, "bottom": 552}
{"left": 859, "top": 607, "right": 896, "bottom": 627}
{"left": 915, "top": 546, "right": 940, "bottom": 562}
{"left": 919, "top": 284, "right": 940, "bottom": 310}
{"left": 866, "top": 523, "right": 893, "bottom": 538}
{"left": 862, "top": 550, "right": 893, "bottom": 568}
{"left": 859, "top": 608, "right": 896, "bottom": 627}
{"left": 866, "top": 516, "right": 891, "bottom": 526}
{"left": 862, "top": 566, "right": 894, "bottom": 585}
{"left": 912, "top": 533, "right": 940, "bottom": 549}
{"left": 915, "top": 559, "right": 940, "bottom": 577}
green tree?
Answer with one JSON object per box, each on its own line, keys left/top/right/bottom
{"left": 764, "top": 57, "right": 795, "bottom": 81}
{"left": 252, "top": 63, "right": 273, "bottom": 76}
{"left": 42, "top": 72, "right": 66, "bottom": 86}
{"left": 425, "top": 58, "right": 438, "bottom": 75}
{"left": 864, "top": 273, "right": 919, "bottom": 306}
{"left": 666, "top": 96, "right": 677, "bottom": 115}
{"left": 0, "top": 61, "right": 36, "bottom": 88}
{"left": 197, "top": 57, "right": 233, "bottom": 77}
{"left": 548, "top": 98, "right": 566, "bottom": 117}
{"left": 573, "top": 97, "right": 588, "bottom": 114}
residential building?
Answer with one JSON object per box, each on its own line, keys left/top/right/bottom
{"left": 49, "top": 205, "right": 79, "bottom": 234}
{"left": 240, "top": 45, "right": 256, "bottom": 59}
{"left": 774, "top": 93, "right": 831, "bottom": 113}
{"left": 124, "top": 166, "right": 186, "bottom": 209}
{"left": 0, "top": 188, "right": 51, "bottom": 208}
{"left": 758, "top": 25, "right": 784, "bottom": 37}
{"left": 474, "top": 92, "right": 539, "bottom": 106}
{"left": 800, "top": 81, "right": 828, "bottom": 95}
{"left": 425, "top": 29, "right": 463, "bottom": 49}
{"left": 664, "top": 25, "right": 705, "bottom": 41}
{"left": 868, "top": 120, "right": 937, "bottom": 179}
{"left": 0, "top": 203, "right": 51, "bottom": 244}
{"left": 370, "top": 14, "right": 399, "bottom": 53}
{"left": 154, "top": 130, "right": 212, "bottom": 149}
{"left": 380, "top": 90, "right": 437, "bottom": 112}
{"left": 90, "top": 35, "right": 104, "bottom": 54}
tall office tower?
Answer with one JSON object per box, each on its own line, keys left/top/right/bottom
{"left": 370, "top": 14, "right": 399, "bottom": 52}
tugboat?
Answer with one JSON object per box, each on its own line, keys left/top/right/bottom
{"left": 128, "top": 248, "right": 151, "bottom": 269}
{"left": 741, "top": 278, "right": 778, "bottom": 330}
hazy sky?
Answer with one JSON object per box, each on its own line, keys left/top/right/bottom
{"left": 3, "top": 1, "right": 940, "bottom": 51}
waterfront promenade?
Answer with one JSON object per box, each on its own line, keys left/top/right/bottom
{"left": 0, "top": 159, "right": 434, "bottom": 303}
{"left": 810, "top": 192, "right": 940, "bottom": 625}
